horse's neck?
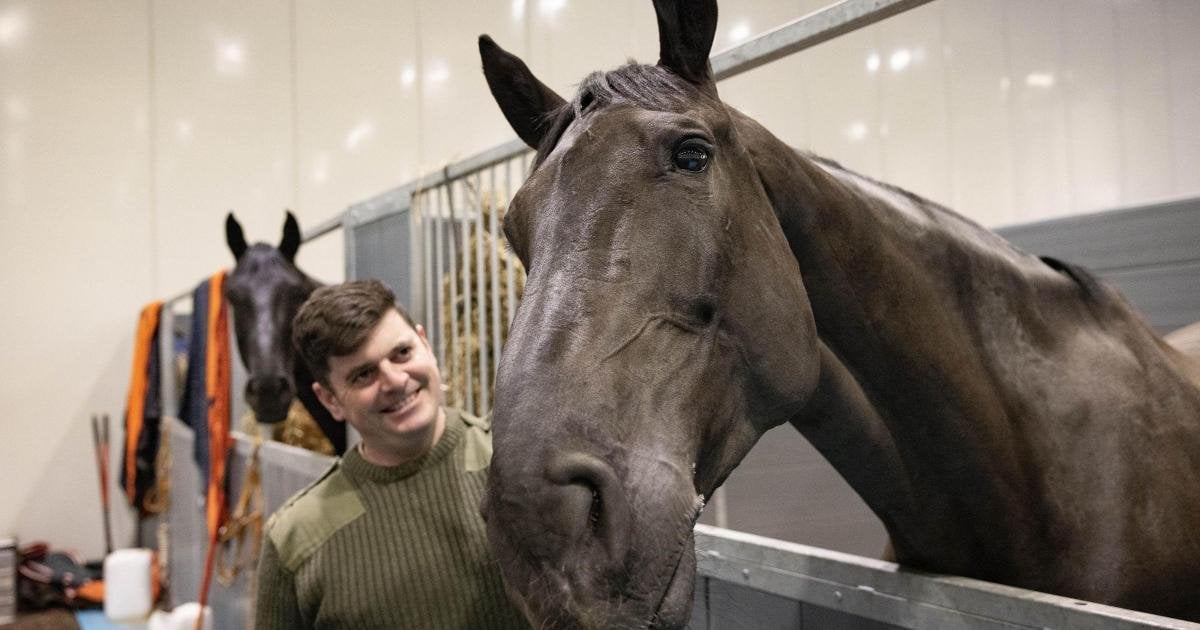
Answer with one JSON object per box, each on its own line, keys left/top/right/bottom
{"left": 739, "top": 112, "right": 1088, "bottom": 570}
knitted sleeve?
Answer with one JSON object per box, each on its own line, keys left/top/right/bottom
{"left": 254, "top": 537, "right": 306, "bottom": 630}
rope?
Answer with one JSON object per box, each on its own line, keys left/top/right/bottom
{"left": 216, "top": 435, "right": 264, "bottom": 587}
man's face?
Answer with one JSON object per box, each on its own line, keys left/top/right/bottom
{"left": 314, "top": 309, "right": 444, "bottom": 459}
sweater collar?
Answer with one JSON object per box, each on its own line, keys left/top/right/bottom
{"left": 341, "top": 408, "right": 463, "bottom": 484}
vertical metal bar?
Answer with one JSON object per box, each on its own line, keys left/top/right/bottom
{"left": 434, "top": 186, "right": 446, "bottom": 370}
{"left": 712, "top": 487, "right": 729, "bottom": 529}
{"left": 344, "top": 216, "right": 358, "bottom": 281}
{"left": 446, "top": 183, "right": 460, "bottom": 410}
{"left": 474, "top": 171, "right": 490, "bottom": 415}
{"left": 459, "top": 178, "right": 475, "bottom": 415}
{"left": 505, "top": 158, "right": 516, "bottom": 328}
{"left": 421, "top": 190, "right": 433, "bottom": 336}
{"left": 489, "top": 166, "right": 502, "bottom": 378}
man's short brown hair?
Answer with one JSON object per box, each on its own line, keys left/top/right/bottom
{"left": 292, "top": 279, "right": 416, "bottom": 387}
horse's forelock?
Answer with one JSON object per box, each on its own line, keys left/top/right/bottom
{"left": 533, "top": 63, "right": 710, "bottom": 166}
{"left": 575, "top": 63, "right": 701, "bottom": 112}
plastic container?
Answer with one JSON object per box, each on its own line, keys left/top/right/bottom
{"left": 103, "top": 548, "right": 154, "bottom": 621}
{"left": 147, "top": 603, "right": 213, "bottom": 630}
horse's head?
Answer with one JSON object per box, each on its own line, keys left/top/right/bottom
{"left": 480, "top": 1, "right": 819, "bottom": 626}
{"left": 224, "top": 211, "right": 318, "bottom": 424}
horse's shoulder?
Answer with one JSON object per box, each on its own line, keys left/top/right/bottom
{"left": 266, "top": 460, "right": 364, "bottom": 572}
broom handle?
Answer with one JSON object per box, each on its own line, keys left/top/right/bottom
{"left": 93, "top": 414, "right": 114, "bottom": 556}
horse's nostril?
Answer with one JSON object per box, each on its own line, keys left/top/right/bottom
{"left": 545, "top": 453, "right": 630, "bottom": 563}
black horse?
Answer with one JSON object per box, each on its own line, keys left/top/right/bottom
{"left": 477, "top": 1, "right": 1200, "bottom": 627}
{"left": 224, "top": 212, "right": 345, "bottom": 454}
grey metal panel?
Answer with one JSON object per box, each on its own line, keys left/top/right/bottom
{"left": 164, "top": 418, "right": 334, "bottom": 626}
{"left": 205, "top": 436, "right": 254, "bottom": 629}
{"left": 1104, "top": 262, "right": 1200, "bottom": 333}
{"left": 707, "top": 580, "right": 802, "bottom": 629}
{"left": 349, "top": 211, "right": 411, "bottom": 299}
{"left": 694, "top": 525, "right": 1200, "bottom": 630}
{"left": 995, "top": 198, "right": 1200, "bottom": 334}
{"left": 802, "top": 603, "right": 905, "bottom": 630}
{"left": 689, "top": 577, "right": 710, "bottom": 630}
{"left": 996, "top": 197, "right": 1200, "bottom": 272}
{"left": 705, "top": 424, "right": 887, "bottom": 559}
{"left": 166, "top": 419, "right": 204, "bottom": 612}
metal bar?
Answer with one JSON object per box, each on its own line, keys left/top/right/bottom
{"left": 446, "top": 183, "right": 461, "bottom": 409}
{"left": 489, "top": 166, "right": 502, "bottom": 379}
{"left": 710, "top": 0, "right": 936, "bottom": 80}
{"left": 301, "top": 213, "right": 343, "bottom": 242}
{"left": 434, "top": 187, "right": 446, "bottom": 369}
{"left": 474, "top": 171, "right": 490, "bottom": 414}
{"left": 344, "top": 218, "right": 358, "bottom": 281}
{"left": 505, "top": 158, "right": 517, "bottom": 328}
{"left": 693, "top": 525, "right": 1200, "bottom": 630}
{"left": 460, "top": 177, "right": 475, "bottom": 415}
{"left": 346, "top": 139, "right": 530, "bottom": 230}
{"left": 421, "top": 191, "right": 434, "bottom": 335}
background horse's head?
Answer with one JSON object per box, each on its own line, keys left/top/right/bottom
{"left": 480, "top": 1, "right": 820, "bottom": 626}
{"left": 224, "top": 211, "right": 319, "bottom": 424}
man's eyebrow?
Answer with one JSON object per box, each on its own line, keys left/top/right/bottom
{"left": 345, "top": 361, "right": 376, "bottom": 380}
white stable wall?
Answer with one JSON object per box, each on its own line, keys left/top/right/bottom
{"left": 1, "top": 0, "right": 1198, "bottom": 561}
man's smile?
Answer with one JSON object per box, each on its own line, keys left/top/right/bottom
{"left": 378, "top": 387, "right": 422, "bottom": 415}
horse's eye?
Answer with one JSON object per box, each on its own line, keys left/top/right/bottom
{"left": 674, "top": 141, "right": 710, "bottom": 173}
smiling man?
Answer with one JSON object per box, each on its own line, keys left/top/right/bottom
{"left": 254, "top": 279, "right": 527, "bottom": 629}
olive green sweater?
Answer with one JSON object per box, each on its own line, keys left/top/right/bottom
{"left": 254, "top": 409, "right": 528, "bottom": 629}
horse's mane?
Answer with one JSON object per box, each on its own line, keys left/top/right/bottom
{"left": 802, "top": 153, "right": 1111, "bottom": 301}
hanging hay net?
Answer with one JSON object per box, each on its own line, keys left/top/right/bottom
{"left": 434, "top": 190, "right": 525, "bottom": 416}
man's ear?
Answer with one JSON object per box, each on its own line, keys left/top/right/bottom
{"left": 478, "top": 34, "right": 567, "bottom": 149}
{"left": 415, "top": 324, "right": 435, "bottom": 356}
{"left": 652, "top": 0, "right": 719, "bottom": 91}
{"left": 313, "top": 381, "right": 346, "bottom": 422}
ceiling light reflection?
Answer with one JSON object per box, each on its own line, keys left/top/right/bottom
{"left": 216, "top": 39, "right": 245, "bottom": 76}
{"left": 400, "top": 65, "right": 416, "bottom": 88}
{"left": 889, "top": 49, "right": 911, "bottom": 72}
{"left": 312, "top": 154, "right": 330, "bottom": 184}
{"left": 511, "top": 0, "right": 525, "bottom": 21}
{"left": 344, "top": 120, "right": 376, "bottom": 152}
{"left": 1025, "top": 72, "right": 1055, "bottom": 88}
{"left": 0, "top": 8, "right": 27, "bottom": 47}
{"left": 426, "top": 61, "right": 449, "bottom": 85}
{"left": 538, "top": 0, "right": 566, "bottom": 17}
{"left": 728, "top": 21, "right": 751, "bottom": 45}
{"left": 845, "top": 121, "right": 868, "bottom": 142}
{"left": 175, "top": 120, "right": 193, "bottom": 144}
{"left": 866, "top": 53, "right": 880, "bottom": 74}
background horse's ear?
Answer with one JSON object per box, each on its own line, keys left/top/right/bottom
{"left": 226, "top": 212, "right": 248, "bottom": 261}
{"left": 652, "top": 0, "right": 719, "bottom": 90}
{"left": 479, "top": 34, "right": 566, "bottom": 150}
{"left": 279, "top": 210, "right": 301, "bottom": 262}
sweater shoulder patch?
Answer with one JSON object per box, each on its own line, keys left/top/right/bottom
{"left": 458, "top": 410, "right": 493, "bottom": 473}
{"left": 266, "top": 462, "right": 365, "bottom": 572}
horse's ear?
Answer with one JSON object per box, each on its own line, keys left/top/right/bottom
{"left": 652, "top": 0, "right": 719, "bottom": 90}
{"left": 479, "top": 34, "right": 566, "bottom": 150}
{"left": 226, "top": 212, "right": 248, "bottom": 261}
{"left": 279, "top": 211, "right": 301, "bottom": 262}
